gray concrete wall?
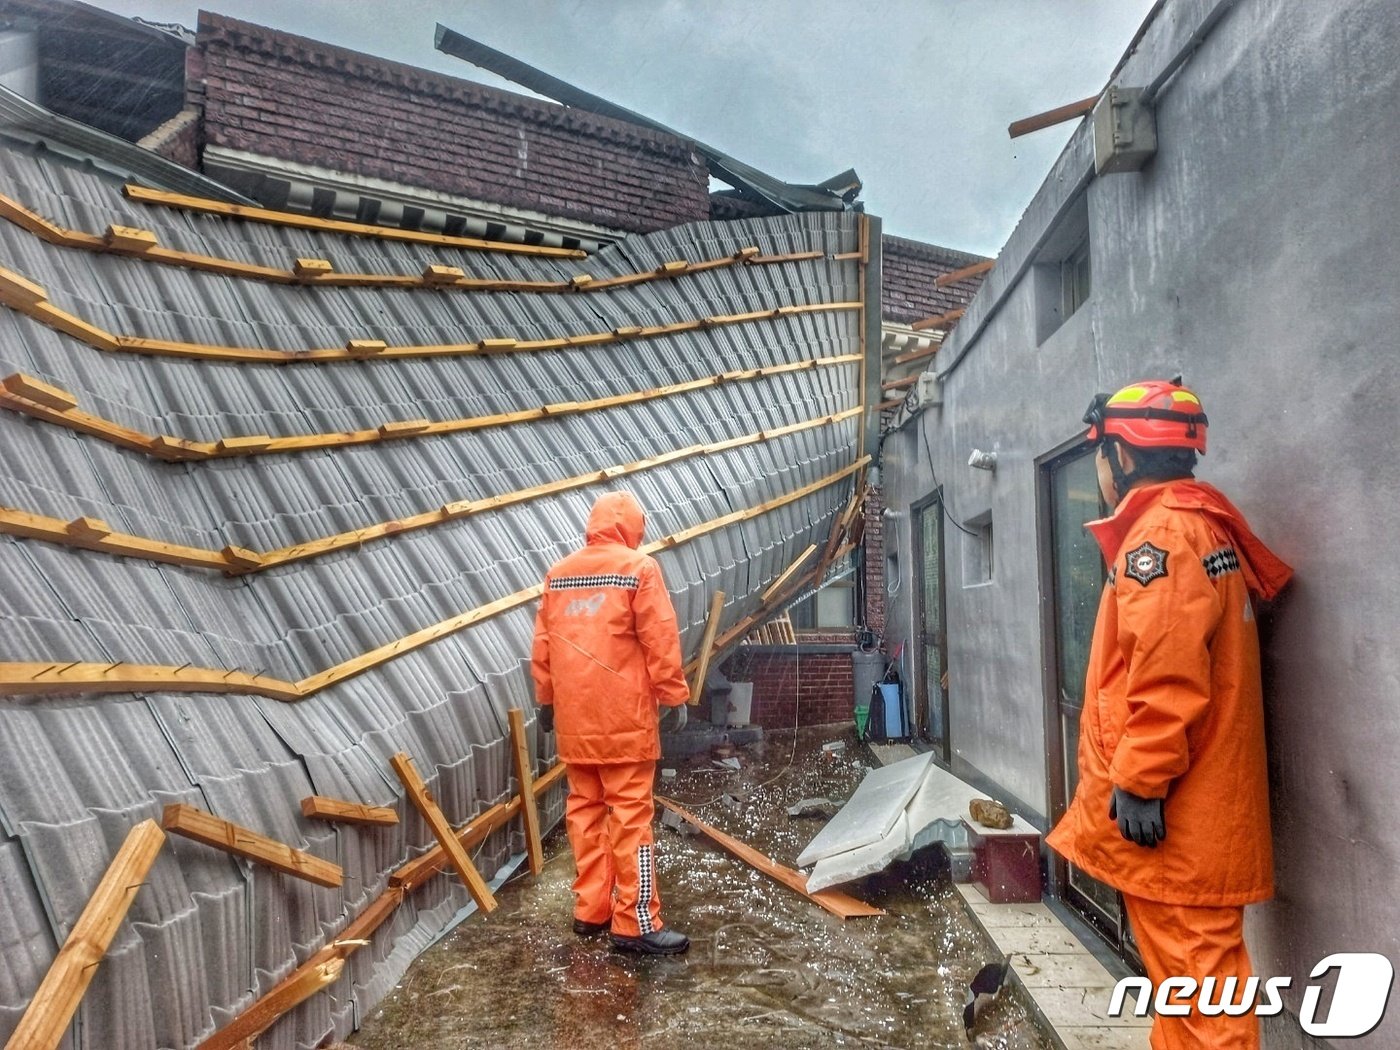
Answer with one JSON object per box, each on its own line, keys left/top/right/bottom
{"left": 881, "top": 0, "right": 1400, "bottom": 1044}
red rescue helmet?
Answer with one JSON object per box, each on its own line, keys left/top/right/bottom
{"left": 1083, "top": 379, "right": 1208, "bottom": 454}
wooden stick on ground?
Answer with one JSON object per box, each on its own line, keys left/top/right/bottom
{"left": 5, "top": 819, "right": 165, "bottom": 1050}
{"left": 507, "top": 709, "right": 545, "bottom": 877}
{"left": 163, "top": 804, "right": 342, "bottom": 888}
{"left": 300, "top": 795, "right": 399, "bottom": 826}
{"left": 687, "top": 589, "right": 726, "bottom": 705}
{"left": 655, "top": 797, "right": 883, "bottom": 920}
{"left": 390, "top": 753, "right": 498, "bottom": 913}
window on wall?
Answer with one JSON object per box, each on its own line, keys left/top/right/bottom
{"left": 1034, "top": 193, "right": 1092, "bottom": 344}
{"left": 789, "top": 554, "right": 855, "bottom": 629}
{"left": 963, "top": 511, "right": 993, "bottom": 586}
{"left": 1062, "top": 236, "right": 1092, "bottom": 318}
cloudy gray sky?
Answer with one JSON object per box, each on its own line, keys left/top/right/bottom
{"left": 92, "top": 0, "right": 1158, "bottom": 256}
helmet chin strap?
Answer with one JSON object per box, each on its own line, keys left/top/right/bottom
{"left": 1104, "top": 438, "right": 1140, "bottom": 503}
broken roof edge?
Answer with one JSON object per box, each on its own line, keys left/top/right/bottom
{"left": 0, "top": 84, "right": 253, "bottom": 204}
{"left": 433, "top": 23, "right": 861, "bottom": 217}
{"left": 195, "top": 11, "right": 697, "bottom": 162}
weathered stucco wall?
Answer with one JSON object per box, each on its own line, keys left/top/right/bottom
{"left": 882, "top": 0, "right": 1399, "bottom": 1044}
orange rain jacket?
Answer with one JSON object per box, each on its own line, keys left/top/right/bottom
{"left": 531, "top": 492, "right": 690, "bottom": 764}
{"left": 1047, "top": 480, "right": 1293, "bottom": 907}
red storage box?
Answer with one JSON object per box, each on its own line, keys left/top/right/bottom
{"left": 964, "top": 812, "right": 1042, "bottom": 904}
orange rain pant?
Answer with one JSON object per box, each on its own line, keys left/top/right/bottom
{"left": 564, "top": 760, "right": 664, "bottom": 938}
{"left": 1123, "top": 894, "right": 1260, "bottom": 1050}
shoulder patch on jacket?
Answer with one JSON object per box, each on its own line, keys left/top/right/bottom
{"left": 1123, "top": 541, "right": 1169, "bottom": 587}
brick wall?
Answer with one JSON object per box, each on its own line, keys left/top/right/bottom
{"left": 139, "top": 108, "right": 201, "bottom": 170}
{"left": 194, "top": 13, "right": 712, "bottom": 235}
{"left": 881, "top": 234, "right": 990, "bottom": 326}
{"left": 863, "top": 483, "right": 887, "bottom": 638}
{"left": 721, "top": 649, "right": 855, "bottom": 729}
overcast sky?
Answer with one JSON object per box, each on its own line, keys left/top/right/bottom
{"left": 91, "top": 0, "right": 1158, "bottom": 257}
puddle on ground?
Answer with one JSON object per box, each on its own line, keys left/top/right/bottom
{"left": 349, "top": 727, "right": 1055, "bottom": 1050}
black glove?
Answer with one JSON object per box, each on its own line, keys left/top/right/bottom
{"left": 537, "top": 705, "right": 554, "bottom": 734}
{"left": 659, "top": 704, "right": 688, "bottom": 733}
{"left": 1109, "top": 787, "right": 1165, "bottom": 848}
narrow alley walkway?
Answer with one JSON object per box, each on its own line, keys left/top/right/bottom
{"left": 348, "top": 728, "right": 1054, "bottom": 1049}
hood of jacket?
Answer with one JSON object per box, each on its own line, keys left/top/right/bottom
{"left": 585, "top": 491, "right": 645, "bottom": 549}
{"left": 1088, "top": 479, "right": 1293, "bottom": 602}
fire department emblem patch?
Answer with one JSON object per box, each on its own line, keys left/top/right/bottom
{"left": 1124, "top": 542, "right": 1169, "bottom": 587}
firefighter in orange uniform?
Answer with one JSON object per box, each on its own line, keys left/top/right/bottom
{"left": 531, "top": 490, "right": 691, "bottom": 954}
{"left": 1047, "top": 381, "right": 1292, "bottom": 1050}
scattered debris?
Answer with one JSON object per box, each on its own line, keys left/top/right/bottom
{"left": 963, "top": 956, "right": 1012, "bottom": 1039}
{"left": 786, "top": 797, "right": 839, "bottom": 820}
{"left": 821, "top": 740, "right": 847, "bottom": 754}
{"left": 656, "top": 795, "right": 884, "bottom": 919}
{"left": 713, "top": 757, "right": 743, "bottom": 771}
{"left": 660, "top": 807, "right": 699, "bottom": 836}
{"left": 803, "top": 756, "right": 992, "bottom": 892}
{"left": 969, "top": 798, "right": 1013, "bottom": 830}
{"left": 660, "top": 768, "right": 677, "bottom": 781}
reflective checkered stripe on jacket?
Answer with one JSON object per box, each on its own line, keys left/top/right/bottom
{"left": 548, "top": 573, "right": 640, "bottom": 590}
{"left": 636, "top": 844, "right": 656, "bottom": 934}
{"left": 1202, "top": 547, "right": 1241, "bottom": 579}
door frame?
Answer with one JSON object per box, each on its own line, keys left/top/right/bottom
{"left": 1036, "top": 436, "right": 1133, "bottom": 954}
{"left": 912, "top": 490, "right": 951, "bottom": 765}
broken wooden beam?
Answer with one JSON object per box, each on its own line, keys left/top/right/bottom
{"left": 910, "top": 308, "right": 965, "bottom": 333}
{"left": 655, "top": 797, "right": 883, "bottom": 919}
{"left": 507, "top": 708, "right": 545, "bottom": 877}
{"left": 687, "top": 589, "right": 726, "bottom": 705}
{"left": 300, "top": 795, "right": 399, "bottom": 827}
{"left": 893, "top": 343, "right": 940, "bottom": 367}
{"left": 4, "top": 819, "right": 165, "bottom": 1050}
{"left": 881, "top": 375, "right": 919, "bottom": 392}
{"left": 1008, "top": 94, "right": 1099, "bottom": 139}
{"left": 194, "top": 891, "right": 401, "bottom": 1050}
{"left": 389, "top": 762, "right": 566, "bottom": 892}
{"left": 762, "top": 544, "right": 818, "bottom": 604}
{"left": 934, "top": 259, "right": 994, "bottom": 287}
{"left": 390, "top": 752, "right": 498, "bottom": 913}
{"left": 162, "top": 803, "right": 342, "bottom": 888}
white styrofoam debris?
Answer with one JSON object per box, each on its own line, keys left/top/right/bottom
{"left": 803, "top": 757, "right": 1002, "bottom": 891}
{"left": 807, "top": 811, "right": 911, "bottom": 892}
{"left": 795, "top": 751, "right": 933, "bottom": 867}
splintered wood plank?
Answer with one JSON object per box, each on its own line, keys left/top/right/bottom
{"left": 1009, "top": 94, "right": 1099, "bottom": 138}
{"left": 300, "top": 795, "right": 399, "bottom": 827}
{"left": 655, "top": 797, "right": 883, "bottom": 920}
{"left": 199, "top": 755, "right": 559, "bottom": 1049}
{"left": 507, "top": 709, "right": 545, "bottom": 877}
{"left": 687, "top": 589, "right": 726, "bottom": 704}
{"left": 762, "top": 544, "right": 818, "bottom": 603}
{"left": 193, "top": 885, "right": 404, "bottom": 1050}
{"left": 910, "top": 308, "right": 965, "bottom": 333}
{"left": 390, "top": 753, "right": 498, "bottom": 913}
{"left": 5, "top": 819, "right": 165, "bottom": 1050}
{"left": 162, "top": 804, "right": 342, "bottom": 888}
{"left": 934, "top": 259, "right": 994, "bottom": 287}
{"left": 390, "top": 763, "right": 567, "bottom": 892}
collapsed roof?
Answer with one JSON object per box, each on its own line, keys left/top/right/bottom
{"left": 0, "top": 125, "right": 871, "bottom": 1047}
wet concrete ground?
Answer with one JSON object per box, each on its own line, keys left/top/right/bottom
{"left": 349, "top": 727, "right": 1055, "bottom": 1050}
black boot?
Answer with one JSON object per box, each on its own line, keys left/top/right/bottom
{"left": 610, "top": 928, "right": 690, "bottom": 955}
{"left": 572, "top": 918, "right": 609, "bottom": 937}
